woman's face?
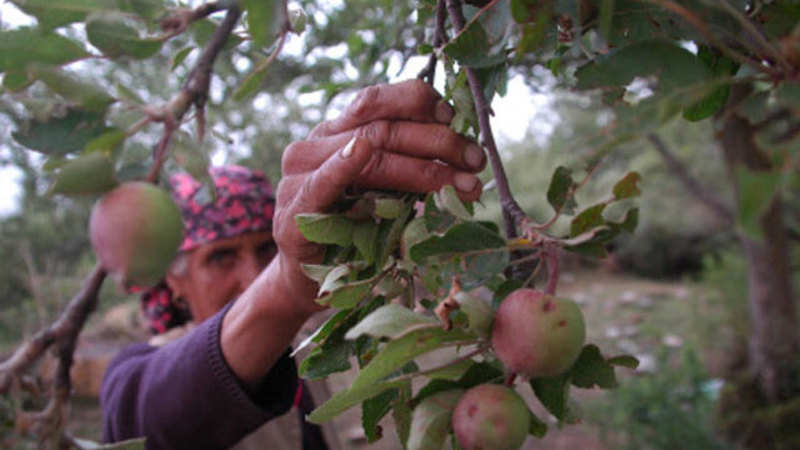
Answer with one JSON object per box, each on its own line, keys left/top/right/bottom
{"left": 166, "top": 231, "right": 277, "bottom": 323}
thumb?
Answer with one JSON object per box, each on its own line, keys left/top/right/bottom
{"left": 295, "top": 136, "right": 373, "bottom": 212}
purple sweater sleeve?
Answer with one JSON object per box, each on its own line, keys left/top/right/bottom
{"left": 100, "top": 302, "right": 297, "bottom": 449}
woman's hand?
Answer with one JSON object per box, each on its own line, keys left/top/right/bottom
{"left": 272, "top": 79, "right": 487, "bottom": 306}
{"left": 222, "top": 80, "right": 486, "bottom": 385}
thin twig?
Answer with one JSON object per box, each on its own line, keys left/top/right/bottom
{"left": 544, "top": 245, "right": 559, "bottom": 295}
{"left": 715, "top": 0, "right": 792, "bottom": 72}
{"left": 647, "top": 133, "right": 734, "bottom": 224}
{"left": 646, "top": 0, "right": 780, "bottom": 77}
{"left": 159, "top": 2, "right": 226, "bottom": 41}
{"left": 418, "top": 0, "right": 448, "bottom": 83}
{"left": 445, "top": 0, "right": 527, "bottom": 240}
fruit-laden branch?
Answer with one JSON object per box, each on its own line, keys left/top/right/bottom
{"left": 445, "top": 0, "right": 527, "bottom": 239}
{"left": 147, "top": 4, "right": 243, "bottom": 182}
{"left": 646, "top": 133, "right": 734, "bottom": 225}
{"left": 0, "top": 4, "right": 244, "bottom": 443}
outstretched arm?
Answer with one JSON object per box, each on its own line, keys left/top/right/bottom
{"left": 220, "top": 79, "right": 486, "bottom": 387}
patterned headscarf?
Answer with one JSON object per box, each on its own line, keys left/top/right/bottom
{"left": 140, "top": 165, "right": 276, "bottom": 334}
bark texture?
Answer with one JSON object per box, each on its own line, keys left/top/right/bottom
{"left": 716, "top": 85, "right": 798, "bottom": 403}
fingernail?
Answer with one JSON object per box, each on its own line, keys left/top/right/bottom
{"left": 435, "top": 100, "right": 455, "bottom": 124}
{"left": 464, "top": 144, "right": 485, "bottom": 169}
{"left": 454, "top": 173, "right": 479, "bottom": 193}
{"left": 341, "top": 137, "right": 357, "bottom": 158}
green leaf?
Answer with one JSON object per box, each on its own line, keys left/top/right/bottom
{"left": 424, "top": 358, "right": 475, "bottom": 381}
{"left": 393, "top": 382, "right": 414, "bottom": 448}
{"left": 374, "top": 198, "right": 406, "bottom": 219}
{"left": 598, "top": 0, "right": 615, "bottom": 39}
{"left": 171, "top": 46, "right": 195, "bottom": 72}
{"left": 376, "top": 201, "right": 414, "bottom": 268}
{"left": 301, "top": 264, "right": 335, "bottom": 284}
{"left": 353, "top": 221, "right": 379, "bottom": 265}
{"left": 575, "top": 40, "right": 711, "bottom": 97}
{"left": 345, "top": 304, "right": 438, "bottom": 340}
{"left": 443, "top": 20, "right": 506, "bottom": 68}
{"left": 298, "top": 338, "right": 352, "bottom": 379}
{"left": 86, "top": 12, "right": 162, "bottom": 59}
{"left": 402, "top": 217, "right": 430, "bottom": 261}
{"left": 13, "top": 108, "right": 109, "bottom": 156}
{"left": 293, "top": 310, "right": 348, "bottom": 357}
{"left": 608, "top": 207, "right": 638, "bottom": 234}
{"left": 317, "top": 279, "right": 374, "bottom": 309}
{"left": 295, "top": 213, "right": 354, "bottom": 246}
{"left": 410, "top": 222, "right": 506, "bottom": 263}
{"left": 233, "top": 65, "right": 269, "bottom": 102}
{"left": 351, "top": 328, "right": 476, "bottom": 393}
{"left": 735, "top": 168, "right": 784, "bottom": 239}
{"left": 243, "top": 0, "right": 277, "bottom": 49}
{"left": 84, "top": 128, "right": 126, "bottom": 156}
{"left": 612, "top": 171, "right": 641, "bottom": 199}
{"left": 407, "top": 390, "right": 464, "bottom": 450}
{"left": 434, "top": 185, "right": 472, "bottom": 220}
{"left": 308, "top": 379, "right": 406, "bottom": 423}
{"left": 530, "top": 375, "right": 570, "bottom": 421}
{"left": 570, "top": 203, "right": 606, "bottom": 237}
{"left": 191, "top": 18, "right": 245, "bottom": 49}
{"left": 28, "top": 65, "right": 115, "bottom": 113}
{"left": 0, "top": 28, "right": 89, "bottom": 73}
{"left": 414, "top": 362, "right": 504, "bottom": 406}
{"left": 424, "top": 192, "right": 456, "bottom": 233}
{"left": 683, "top": 46, "right": 738, "bottom": 121}
{"left": 569, "top": 344, "right": 618, "bottom": 389}
{"left": 48, "top": 153, "right": 118, "bottom": 196}
{"left": 607, "top": 354, "right": 639, "bottom": 369}
{"left": 547, "top": 166, "right": 578, "bottom": 214}
{"left": 3, "top": 70, "right": 34, "bottom": 92}
{"left": 363, "top": 389, "right": 398, "bottom": 443}
{"left": 9, "top": 0, "right": 163, "bottom": 30}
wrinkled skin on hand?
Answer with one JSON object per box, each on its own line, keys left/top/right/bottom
{"left": 272, "top": 79, "right": 487, "bottom": 308}
{"left": 221, "top": 80, "right": 487, "bottom": 387}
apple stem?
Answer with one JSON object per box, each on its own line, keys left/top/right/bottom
{"left": 505, "top": 373, "right": 517, "bottom": 387}
{"left": 545, "top": 245, "right": 559, "bottom": 295}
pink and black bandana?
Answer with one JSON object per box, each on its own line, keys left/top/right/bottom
{"left": 140, "top": 165, "right": 276, "bottom": 334}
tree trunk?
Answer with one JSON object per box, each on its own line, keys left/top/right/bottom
{"left": 716, "top": 86, "right": 799, "bottom": 403}
{"left": 740, "top": 199, "right": 797, "bottom": 402}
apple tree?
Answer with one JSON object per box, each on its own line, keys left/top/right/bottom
{"left": 0, "top": 0, "right": 797, "bottom": 448}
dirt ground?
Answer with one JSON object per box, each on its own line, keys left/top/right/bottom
{"left": 60, "top": 270, "right": 700, "bottom": 449}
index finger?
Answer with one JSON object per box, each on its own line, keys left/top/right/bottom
{"left": 308, "top": 79, "right": 455, "bottom": 138}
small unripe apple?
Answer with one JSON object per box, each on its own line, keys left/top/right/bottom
{"left": 491, "top": 289, "right": 585, "bottom": 378}
{"left": 452, "top": 384, "right": 530, "bottom": 450}
{"left": 89, "top": 182, "right": 183, "bottom": 288}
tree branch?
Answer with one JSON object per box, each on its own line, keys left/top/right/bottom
{"left": 159, "top": 1, "right": 226, "bottom": 40}
{"left": 146, "top": 5, "right": 243, "bottom": 183}
{"left": 418, "top": 0, "right": 448, "bottom": 84}
{"left": 0, "top": 265, "right": 105, "bottom": 395}
{"left": 1, "top": 5, "right": 244, "bottom": 445}
{"left": 445, "top": 0, "right": 526, "bottom": 239}
{"left": 647, "top": 133, "right": 734, "bottom": 225}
